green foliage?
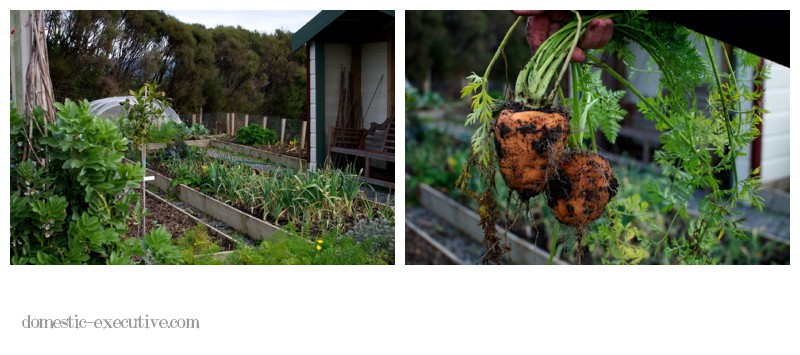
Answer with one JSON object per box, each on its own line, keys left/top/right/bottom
{"left": 562, "top": 66, "right": 626, "bottom": 147}
{"left": 148, "top": 121, "right": 190, "bottom": 143}
{"left": 223, "top": 226, "right": 389, "bottom": 265}
{"left": 406, "top": 83, "right": 445, "bottom": 110}
{"left": 189, "top": 123, "right": 209, "bottom": 139}
{"left": 10, "top": 100, "right": 151, "bottom": 264}
{"left": 174, "top": 225, "right": 223, "bottom": 264}
{"left": 457, "top": 10, "right": 769, "bottom": 264}
{"left": 150, "top": 150, "right": 392, "bottom": 230}
{"left": 142, "top": 227, "right": 183, "bottom": 265}
{"left": 121, "top": 82, "right": 171, "bottom": 150}
{"left": 235, "top": 124, "right": 277, "bottom": 146}
{"left": 45, "top": 11, "right": 306, "bottom": 117}
{"left": 406, "top": 129, "right": 469, "bottom": 200}
{"left": 405, "top": 11, "right": 532, "bottom": 98}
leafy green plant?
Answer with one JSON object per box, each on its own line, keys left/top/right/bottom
{"left": 150, "top": 150, "right": 390, "bottom": 232}
{"left": 9, "top": 99, "right": 184, "bottom": 264}
{"left": 235, "top": 124, "right": 277, "bottom": 146}
{"left": 406, "top": 83, "right": 446, "bottom": 110}
{"left": 120, "top": 82, "right": 172, "bottom": 151}
{"left": 458, "top": 11, "right": 767, "bottom": 264}
{"left": 222, "top": 224, "right": 388, "bottom": 265}
{"left": 189, "top": 123, "right": 209, "bottom": 139}
{"left": 174, "top": 224, "right": 223, "bottom": 264}
{"left": 148, "top": 120, "right": 190, "bottom": 143}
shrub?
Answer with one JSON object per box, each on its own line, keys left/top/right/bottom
{"left": 189, "top": 123, "right": 209, "bottom": 139}
{"left": 235, "top": 124, "right": 277, "bottom": 146}
{"left": 148, "top": 120, "right": 189, "bottom": 143}
{"left": 10, "top": 99, "right": 179, "bottom": 265}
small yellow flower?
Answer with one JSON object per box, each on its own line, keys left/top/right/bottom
{"left": 316, "top": 245, "right": 322, "bottom": 251}
{"left": 201, "top": 165, "right": 209, "bottom": 173}
{"left": 317, "top": 239, "right": 324, "bottom": 244}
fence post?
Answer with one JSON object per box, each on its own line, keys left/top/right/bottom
{"left": 262, "top": 116, "right": 267, "bottom": 129}
{"left": 231, "top": 113, "right": 236, "bottom": 136}
{"left": 192, "top": 114, "right": 196, "bottom": 125}
{"left": 226, "top": 113, "right": 230, "bottom": 136}
{"left": 300, "top": 121, "right": 307, "bottom": 148}
{"left": 245, "top": 114, "right": 249, "bottom": 127}
{"left": 280, "top": 118, "right": 286, "bottom": 145}
{"left": 200, "top": 107, "right": 203, "bottom": 125}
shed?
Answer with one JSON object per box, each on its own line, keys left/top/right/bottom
{"left": 292, "top": 10, "right": 395, "bottom": 175}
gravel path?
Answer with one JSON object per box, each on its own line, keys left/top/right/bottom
{"left": 406, "top": 207, "right": 494, "bottom": 265}
{"left": 362, "top": 186, "right": 395, "bottom": 207}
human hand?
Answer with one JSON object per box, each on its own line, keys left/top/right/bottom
{"left": 512, "top": 10, "right": 614, "bottom": 62}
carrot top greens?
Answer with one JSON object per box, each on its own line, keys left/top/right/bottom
{"left": 459, "top": 10, "right": 768, "bottom": 264}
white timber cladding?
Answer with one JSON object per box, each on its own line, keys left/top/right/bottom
{"left": 308, "top": 41, "right": 317, "bottom": 170}
{"left": 324, "top": 43, "right": 352, "bottom": 147}
{"left": 758, "top": 61, "right": 790, "bottom": 184}
{"left": 735, "top": 60, "right": 790, "bottom": 184}
{"left": 361, "top": 41, "right": 388, "bottom": 127}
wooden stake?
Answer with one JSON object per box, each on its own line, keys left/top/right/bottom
{"left": 300, "top": 121, "right": 307, "bottom": 147}
{"left": 192, "top": 114, "right": 196, "bottom": 125}
{"left": 280, "top": 118, "right": 286, "bottom": 144}
{"left": 262, "top": 116, "right": 267, "bottom": 129}
{"left": 245, "top": 114, "right": 249, "bottom": 127}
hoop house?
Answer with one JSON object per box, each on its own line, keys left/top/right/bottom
{"left": 88, "top": 96, "right": 181, "bottom": 124}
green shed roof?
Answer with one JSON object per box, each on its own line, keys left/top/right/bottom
{"left": 291, "top": 10, "right": 394, "bottom": 52}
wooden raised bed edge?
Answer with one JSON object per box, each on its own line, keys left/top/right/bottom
{"left": 405, "top": 220, "right": 465, "bottom": 265}
{"left": 209, "top": 140, "right": 307, "bottom": 171}
{"left": 417, "top": 183, "right": 567, "bottom": 265}
{"left": 145, "top": 190, "right": 238, "bottom": 246}
{"left": 145, "top": 190, "right": 237, "bottom": 262}
{"left": 125, "top": 158, "right": 283, "bottom": 241}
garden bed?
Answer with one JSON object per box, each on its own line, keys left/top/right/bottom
{"left": 415, "top": 182, "right": 564, "bottom": 265}
{"left": 138, "top": 148, "right": 393, "bottom": 241}
{"left": 125, "top": 190, "right": 237, "bottom": 261}
{"left": 131, "top": 159, "right": 283, "bottom": 241}
{"left": 405, "top": 222, "right": 460, "bottom": 265}
{"left": 210, "top": 139, "right": 307, "bottom": 170}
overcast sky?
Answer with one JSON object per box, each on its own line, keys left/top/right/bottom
{"left": 163, "top": 10, "right": 320, "bottom": 34}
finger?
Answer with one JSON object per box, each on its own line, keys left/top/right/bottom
{"left": 526, "top": 15, "right": 552, "bottom": 53}
{"left": 579, "top": 18, "right": 614, "bottom": 49}
{"left": 571, "top": 47, "right": 586, "bottom": 62}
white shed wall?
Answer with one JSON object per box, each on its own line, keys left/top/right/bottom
{"left": 361, "top": 41, "right": 388, "bottom": 128}
{"left": 324, "top": 43, "right": 352, "bottom": 151}
{"left": 309, "top": 41, "right": 317, "bottom": 170}
{"left": 759, "top": 61, "right": 790, "bottom": 184}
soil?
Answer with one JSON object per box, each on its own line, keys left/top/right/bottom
{"left": 405, "top": 226, "right": 457, "bottom": 265}
{"left": 126, "top": 192, "right": 234, "bottom": 251}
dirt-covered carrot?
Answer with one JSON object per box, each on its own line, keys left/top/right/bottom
{"left": 547, "top": 152, "right": 618, "bottom": 228}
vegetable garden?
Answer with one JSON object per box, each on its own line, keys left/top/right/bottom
{"left": 11, "top": 83, "right": 394, "bottom": 265}
{"left": 406, "top": 10, "right": 789, "bottom": 265}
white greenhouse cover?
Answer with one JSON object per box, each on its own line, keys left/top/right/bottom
{"left": 88, "top": 96, "right": 181, "bottom": 124}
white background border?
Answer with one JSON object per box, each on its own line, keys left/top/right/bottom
{"left": 2, "top": 1, "right": 797, "bottom": 354}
